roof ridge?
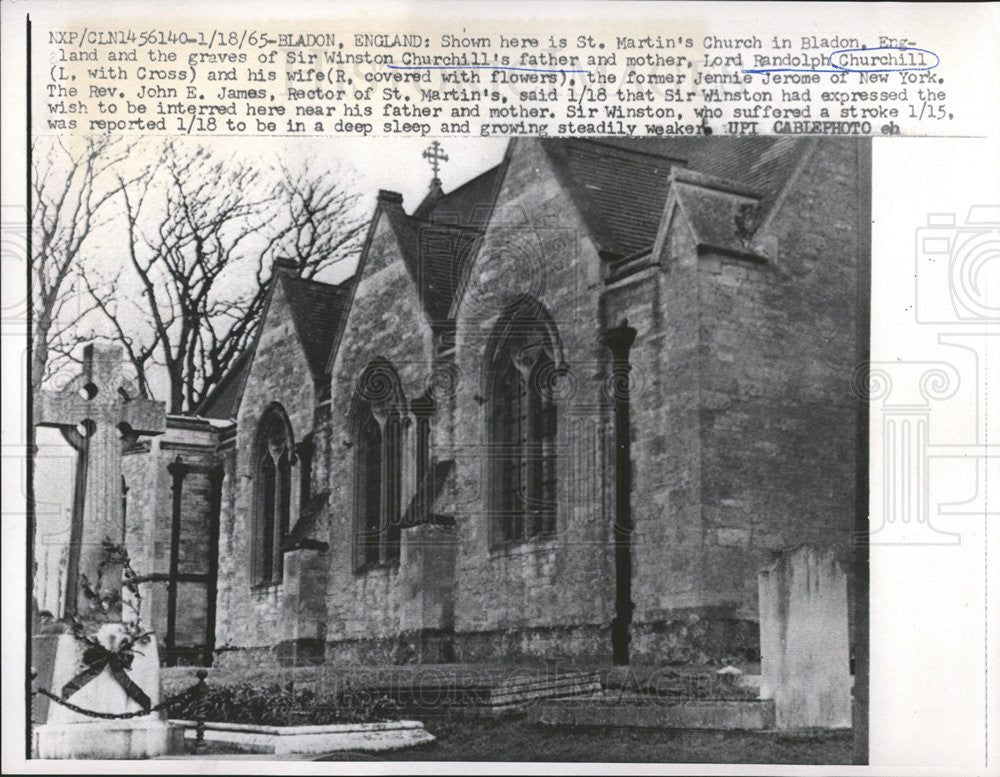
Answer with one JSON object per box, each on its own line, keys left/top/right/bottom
{"left": 572, "top": 138, "right": 688, "bottom": 164}
{"left": 408, "top": 215, "right": 485, "bottom": 233}
{"left": 436, "top": 162, "right": 504, "bottom": 198}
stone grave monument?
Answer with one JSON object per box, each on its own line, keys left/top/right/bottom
{"left": 32, "top": 343, "right": 174, "bottom": 758}
{"left": 757, "top": 544, "right": 852, "bottom": 730}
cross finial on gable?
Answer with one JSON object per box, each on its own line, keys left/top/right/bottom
{"left": 422, "top": 141, "right": 449, "bottom": 188}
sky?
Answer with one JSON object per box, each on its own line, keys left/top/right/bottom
{"left": 331, "top": 137, "right": 507, "bottom": 210}
{"left": 290, "top": 136, "right": 508, "bottom": 282}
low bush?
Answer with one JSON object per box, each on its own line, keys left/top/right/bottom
{"left": 167, "top": 681, "right": 400, "bottom": 727}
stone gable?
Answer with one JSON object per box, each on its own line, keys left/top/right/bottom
{"left": 217, "top": 276, "right": 320, "bottom": 651}
{"left": 324, "top": 203, "right": 440, "bottom": 653}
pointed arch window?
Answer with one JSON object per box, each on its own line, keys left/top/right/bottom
{"left": 253, "top": 406, "right": 293, "bottom": 585}
{"left": 355, "top": 363, "right": 404, "bottom": 570}
{"left": 488, "top": 301, "right": 559, "bottom": 544}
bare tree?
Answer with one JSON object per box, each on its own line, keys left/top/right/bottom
{"left": 30, "top": 136, "right": 135, "bottom": 390}
{"left": 88, "top": 141, "right": 367, "bottom": 413}
{"left": 274, "top": 161, "right": 369, "bottom": 281}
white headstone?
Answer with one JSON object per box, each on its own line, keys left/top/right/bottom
{"left": 758, "top": 545, "right": 852, "bottom": 729}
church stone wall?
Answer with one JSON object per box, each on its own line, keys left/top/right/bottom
{"left": 215, "top": 280, "right": 318, "bottom": 652}
{"left": 323, "top": 213, "right": 438, "bottom": 660}
{"left": 693, "top": 139, "right": 862, "bottom": 625}
{"left": 600, "top": 249, "right": 733, "bottom": 664}
{"left": 213, "top": 441, "right": 239, "bottom": 655}
{"left": 448, "top": 138, "right": 616, "bottom": 661}
{"left": 206, "top": 138, "right": 864, "bottom": 668}
{"left": 585, "top": 140, "right": 863, "bottom": 664}
{"left": 621, "top": 139, "right": 861, "bottom": 663}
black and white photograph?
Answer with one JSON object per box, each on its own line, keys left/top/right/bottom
{"left": 2, "top": 1, "right": 998, "bottom": 773}
{"left": 26, "top": 130, "right": 871, "bottom": 762}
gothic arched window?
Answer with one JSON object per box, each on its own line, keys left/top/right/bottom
{"left": 253, "top": 406, "right": 293, "bottom": 585}
{"left": 354, "top": 362, "right": 404, "bottom": 570}
{"left": 488, "top": 300, "right": 559, "bottom": 544}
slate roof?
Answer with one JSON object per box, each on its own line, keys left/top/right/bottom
{"left": 279, "top": 273, "right": 353, "bottom": 377}
{"left": 382, "top": 163, "right": 505, "bottom": 327}
{"left": 384, "top": 209, "right": 482, "bottom": 326}
{"left": 539, "top": 137, "right": 807, "bottom": 259}
{"left": 196, "top": 273, "right": 354, "bottom": 420}
{"left": 540, "top": 139, "right": 680, "bottom": 257}
{"left": 197, "top": 350, "right": 251, "bottom": 420}
{"left": 413, "top": 164, "right": 504, "bottom": 227}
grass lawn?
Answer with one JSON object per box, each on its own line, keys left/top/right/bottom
{"left": 371, "top": 716, "right": 853, "bottom": 764}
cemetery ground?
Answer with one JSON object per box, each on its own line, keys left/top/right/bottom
{"left": 161, "top": 664, "right": 852, "bottom": 764}
{"left": 179, "top": 715, "right": 852, "bottom": 763}
{"left": 376, "top": 717, "right": 852, "bottom": 764}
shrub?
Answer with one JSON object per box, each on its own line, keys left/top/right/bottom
{"left": 167, "top": 681, "right": 400, "bottom": 727}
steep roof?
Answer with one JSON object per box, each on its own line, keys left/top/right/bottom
{"left": 379, "top": 163, "right": 505, "bottom": 328}
{"left": 279, "top": 273, "right": 353, "bottom": 376}
{"left": 539, "top": 137, "right": 807, "bottom": 259}
{"left": 196, "top": 273, "right": 353, "bottom": 420}
{"left": 197, "top": 350, "right": 252, "bottom": 420}
{"left": 383, "top": 208, "right": 482, "bottom": 325}
{"left": 413, "top": 164, "right": 504, "bottom": 228}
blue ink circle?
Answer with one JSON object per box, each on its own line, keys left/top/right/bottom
{"left": 828, "top": 46, "right": 940, "bottom": 73}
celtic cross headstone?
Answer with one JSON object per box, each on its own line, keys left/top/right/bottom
{"left": 34, "top": 342, "right": 166, "bottom": 619}
{"left": 32, "top": 342, "right": 178, "bottom": 758}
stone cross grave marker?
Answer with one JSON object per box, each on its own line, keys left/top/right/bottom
{"left": 35, "top": 342, "right": 166, "bottom": 619}
{"left": 32, "top": 343, "right": 176, "bottom": 758}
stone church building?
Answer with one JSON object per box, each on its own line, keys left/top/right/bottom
{"left": 120, "top": 137, "right": 867, "bottom": 668}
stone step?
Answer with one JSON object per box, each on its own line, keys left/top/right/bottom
{"left": 489, "top": 671, "right": 603, "bottom": 703}
{"left": 528, "top": 693, "right": 776, "bottom": 730}
{"left": 165, "top": 664, "right": 763, "bottom": 721}
{"left": 601, "top": 666, "right": 761, "bottom": 701}
{"left": 494, "top": 669, "right": 602, "bottom": 691}
{"left": 389, "top": 671, "right": 604, "bottom": 716}
{"left": 168, "top": 719, "right": 435, "bottom": 755}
